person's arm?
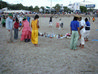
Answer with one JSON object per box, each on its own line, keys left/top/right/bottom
{"left": 78, "top": 27, "right": 81, "bottom": 39}
{"left": 31, "top": 21, "right": 32, "bottom": 28}
{"left": 80, "top": 26, "right": 84, "bottom": 30}
{"left": 37, "top": 20, "right": 39, "bottom": 28}
{"left": 70, "top": 27, "right": 72, "bottom": 34}
{"left": 19, "top": 22, "right": 23, "bottom": 31}
{"left": 70, "top": 22, "right": 72, "bottom": 34}
{"left": 80, "top": 21, "right": 84, "bottom": 30}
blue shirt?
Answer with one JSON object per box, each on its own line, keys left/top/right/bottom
{"left": 86, "top": 21, "right": 90, "bottom": 26}
{"left": 6, "top": 17, "right": 13, "bottom": 30}
{"left": 27, "top": 17, "right": 30, "bottom": 22}
{"left": 70, "top": 20, "right": 79, "bottom": 31}
{"left": 19, "top": 23, "right": 22, "bottom": 26}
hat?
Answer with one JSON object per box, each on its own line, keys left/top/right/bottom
{"left": 24, "top": 17, "right": 26, "bottom": 19}
{"left": 8, "top": 13, "right": 13, "bottom": 17}
{"left": 74, "top": 15, "right": 81, "bottom": 18}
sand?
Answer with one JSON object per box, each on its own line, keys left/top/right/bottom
{"left": 0, "top": 16, "right": 98, "bottom": 74}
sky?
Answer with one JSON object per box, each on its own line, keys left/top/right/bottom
{"left": 2, "top": 0, "right": 98, "bottom": 9}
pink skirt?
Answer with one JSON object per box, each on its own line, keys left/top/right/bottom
{"left": 21, "top": 30, "right": 31, "bottom": 41}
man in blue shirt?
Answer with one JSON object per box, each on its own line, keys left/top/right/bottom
{"left": 70, "top": 16, "right": 81, "bottom": 50}
{"left": 6, "top": 13, "right": 13, "bottom": 43}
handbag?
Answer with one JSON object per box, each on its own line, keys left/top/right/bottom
{"left": 85, "top": 26, "right": 90, "bottom": 30}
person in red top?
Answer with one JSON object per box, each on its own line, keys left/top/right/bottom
{"left": 14, "top": 18, "right": 19, "bottom": 39}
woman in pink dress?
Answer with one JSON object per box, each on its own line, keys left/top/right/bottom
{"left": 19, "top": 17, "right": 31, "bottom": 42}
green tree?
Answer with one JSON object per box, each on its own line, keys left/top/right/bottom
{"left": 54, "top": 4, "right": 60, "bottom": 13}
{"left": 80, "top": 6, "right": 87, "bottom": 13}
{"left": 87, "top": 8, "right": 94, "bottom": 12}
{"left": 34, "top": 6, "right": 39, "bottom": 12}
{"left": 63, "top": 6, "right": 67, "bottom": 12}
{"left": 40, "top": 6, "right": 44, "bottom": 13}
{"left": 28, "top": 6, "right": 33, "bottom": 11}
{"left": 0, "top": 1, "right": 8, "bottom": 9}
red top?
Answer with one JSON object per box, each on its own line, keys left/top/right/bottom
{"left": 14, "top": 22, "right": 19, "bottom": 29}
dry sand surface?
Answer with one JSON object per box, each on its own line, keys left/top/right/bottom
{"left": 0, "top": 16, "right": 98, "bottom": 74}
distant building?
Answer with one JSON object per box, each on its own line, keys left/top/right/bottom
{"left": 67, "top": 0, "right": 95, "bottom": 12}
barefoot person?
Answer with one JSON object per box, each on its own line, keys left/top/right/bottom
{"left": 78, "top": 17, "right": 86, "bottom": 48}
{"left": 6, "top": 13, "right": 13, "bottom": 43}
{"left": 70, "top": 16, "right": 81, "bottom": 50}
{"left": 31, "top": 15, "right": 39, "bottom": 47}
{"left": 19, "top": 17, "right": 31, "bottom": 42}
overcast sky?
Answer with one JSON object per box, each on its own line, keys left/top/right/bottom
{"left": 2, "top": 0, "right": 98, "bottom": 9}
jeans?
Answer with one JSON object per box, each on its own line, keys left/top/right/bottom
{"left": 14, "top": 29, "right": 18, "bottom": 39}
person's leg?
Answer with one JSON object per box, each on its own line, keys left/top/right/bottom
{"left": 81, "top": 35, "right": 85, "bottom": 48}
{"left": 73, "top": 31, "right": 79, "bottom": 50}
{"left": 16, "top": 29, "right": 18, "bottom": 39}
{"left": 10, "top": 29, "right": 13, "bottom": 42}
{"left": 70, "top": 31, "right": 75, "bottom": 50}
{"left": 14, "top": 29, "right": 16, "bottom": 39}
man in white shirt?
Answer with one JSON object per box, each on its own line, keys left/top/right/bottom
{"left": 6, "top": 14, "right": 13, "bottom": 43}
{"left": 78, "top": 17, "right": 86, "bottom": 48}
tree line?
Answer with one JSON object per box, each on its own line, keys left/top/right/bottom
{"left": 0, "top": 1, "right": 94, "bottom": 13}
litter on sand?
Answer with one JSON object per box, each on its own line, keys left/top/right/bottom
{"left": 38, "top": 32, "right": 71, "bottom": 39}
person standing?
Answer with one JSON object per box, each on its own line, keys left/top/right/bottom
{"left": 49, "top": 16, "right": 52, "bottom": 27}
{"left": 85, "top": 18, "right": 90, "bottom": 41}
{"left": 2, "top": 16, "right": 6, "bottom": 27}
{"left": 92, "top": 17, "right": 95, "bottom": 22}
{"left": 6, "top": 14, "right": 13, "bottom": 43}
{"left": 31, "top": 15, "right": 39, "bottom": 47}
{"left": 70, "top": 16, "right": 81, "bottom": 50}
{"left": 14, "top": 18, "right": 19, "bottom": 40}
{"left": 19, "top": 17, "right": 31, "bottom": 42}
{"left": 79, "top": 17, "right": 86, "bottom": 48}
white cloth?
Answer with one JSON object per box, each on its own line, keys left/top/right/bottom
{"left": 79, "top": 19, "right": 86, "bottom": 45}
{"left": 85, "top": 30, "right": 90, "bottom": 38}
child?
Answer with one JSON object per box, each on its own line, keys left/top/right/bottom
{"left": 14, "top": 18, "right": 19, "bottom": 40}
{"left": 59, "top": 18, "right": 63, "bottom": 29}
{"left": 58, "top": 19, "right": 61, "bottom": 30}
{"left": 92, "top": 17, "right": 95, "bottom": 22}
{"left": 19, "top": 21, "right": 22, "bottom": 27}
{"left": 49, "top": 16, "right": 52, "bottom": 27}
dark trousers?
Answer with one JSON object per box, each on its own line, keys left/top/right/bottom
{"left": 14, "top": 29, "right": 18, "bottom": 39}
{"left": 2, "top": 23, "right": 5, "bottom": 27}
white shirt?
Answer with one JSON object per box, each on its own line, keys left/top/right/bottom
{"left": 79, "top": 19, "right": 86, "bottom": 33}
{"left": 6, "top": 17, "right": 13, "bottom": 30}
{"left": 80, "top": 19, "right": 86, "bottom": 28}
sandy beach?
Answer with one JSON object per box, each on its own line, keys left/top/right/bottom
{"left": 0, "top": 16, "right": 98, "bottom": 74}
